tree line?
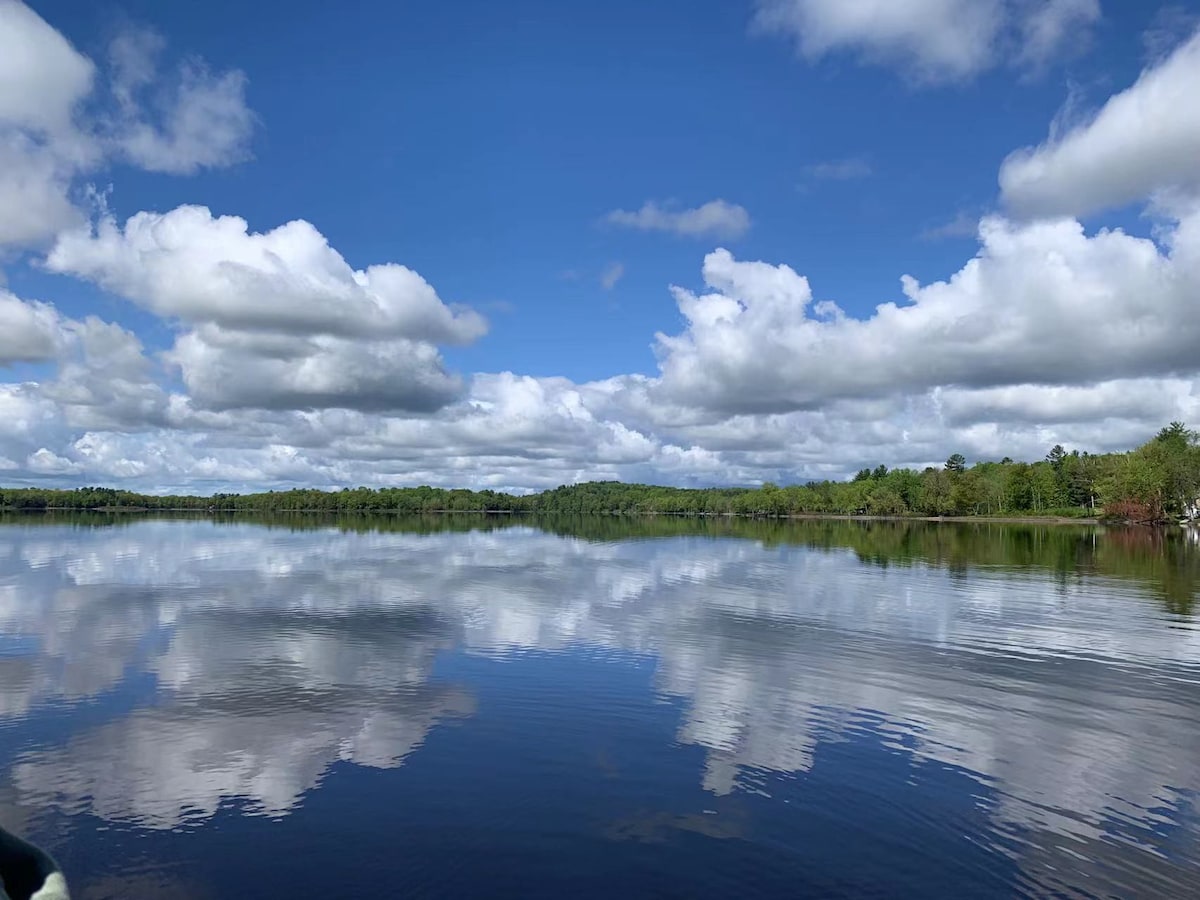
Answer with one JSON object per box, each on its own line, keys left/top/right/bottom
{"left": 2, "top": 422, "right": 1198, "bottom": 523}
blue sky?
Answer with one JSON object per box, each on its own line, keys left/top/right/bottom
{"left": 2, "top": 0, "right": 1200, "bottom": 491}
{"left": 27, "top": 0, "right": 1154, "bottom": 378}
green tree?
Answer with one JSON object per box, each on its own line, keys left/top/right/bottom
{"left": 1046, "top": 444, "right": 1067, "bottom": 472}
{"left": 864, "top": 485, "right": 905, "bottom": 515}
{"left": 951, "top": 470, "right": 985, "bottom": 515}
{"left": 920, "top": 469, "right": 955, "bottom": 515}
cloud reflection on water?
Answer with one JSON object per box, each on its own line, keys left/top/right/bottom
{"left": 0, "top": 520, "right": 1196, "bottom": 878}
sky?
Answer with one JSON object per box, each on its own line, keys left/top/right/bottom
{"left": 2, "top": 0, "right": 1200, "bottom": 494}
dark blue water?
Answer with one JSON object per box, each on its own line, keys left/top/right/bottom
{"left": 1, "top": 516, "right": 1198, "bottom": 898}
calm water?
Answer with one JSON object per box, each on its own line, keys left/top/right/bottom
{"left": 1, "top": 515, "right": 1198, "bottom": 898}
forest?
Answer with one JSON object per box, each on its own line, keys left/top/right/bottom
{"left": 2, "top": 423, "right": 1199, "bottom": 523}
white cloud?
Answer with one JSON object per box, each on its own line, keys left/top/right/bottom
{"left": 4, "top": 357, "right": 1193, "bottom": 495}
{"left": 755, "top": 0, "right": 1001, "bottom": 81}
{"left": 1000, "top": 31, "right": 1200, "bottom": 218}
{"left": 48, "top": 206, "right": 485, "bottom": 344}
{"left": 9, "top": 201, "right": 1200, "bottom": 489}
{"left": 0, "top": 3, "right": 253, "bottom": 249}
{"left": 604, "top": 200, "right": 751, "bottom": 240}
{"left": 292, "top": 372, "right": 664, "bottom": 482}
{"left": 652, "top": 209, "right": 1200, "bottom": 416}
{"left": 167, "top": 326, "right": 465, "bottom": 414}
{"left": 0, "top": 134, "right": 84, "bottom": 246}
{"left": 26, "top": 447, "right": 81, "bottom": 475}
{"left": 6, "top": 233, "right": 1200, "bottom": 490}
{"left": 0, "top": 384, "right": 62, "bottom": 455}
{"left": 40, "top": 317, "right": 169, "bottom": 429}
{"left": 0, "top": 1, "right": 96, "bottom": 247}
{"left": 0, "top": 0, "right": 94, "bottom": 134}
{"left": 106, "top": 25, "right": 255, "bottom": 174}
{"left": 0, "top": 311, "right": 179, "bottom": 477}
{"left": 46, "top": 205, "right": 486, "bottom": 414}
{"left": 934, "top": 378, "right": 1200, "bottom": 429}
{"left": 754, "top": 0, "right": 1100, "bottom": 82}
{"left": 0, "top": 290, "right": 65, "bottom": 364}
{"left": 600, "top": 262, "right": 625, "bottom": 290}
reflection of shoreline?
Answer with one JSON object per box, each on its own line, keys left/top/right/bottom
{"left": 0, "top": 520, "right": 1196, "bottom": 878}
{"left": 5, "top": 511, "right": 1191, "bottom": 613}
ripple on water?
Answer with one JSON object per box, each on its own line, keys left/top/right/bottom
{"left": 0, "top": 517, "right": 1196, "bottom": 898}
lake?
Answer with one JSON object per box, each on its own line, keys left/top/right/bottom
{"left": 0, "top": 514, "right": 1198, "bottom": 898}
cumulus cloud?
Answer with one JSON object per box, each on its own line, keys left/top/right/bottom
{"left": 0, "top": 309, "right": 180, "bottom": 479}
{"left": 0, "top": 134, "right": 84, "bottom": 246}
{"left": 48, "top": 206, "right": 485, "bottom": 344}
{"left": 7, "top": 367, "right": 1193, "bottom": 495}
{"left": 46, "top": 205, "right": 486, "bottom": 414}
{"left": 0, "top": 290, "right": 65, "bottom": 364}
{"left": 652, "top": 212, "right": 1200, "bottom": 415}
{"left": 275, "top": 373, "right": 665, "bottom": 486}
{"left": 10, "top": 200, "right": 1200, "bottom": 488}
{"left": 4, "top": 265, "right": 1200, "bottom": 490}
{"left": 167, "top": 326, "right": 465, "bottom": 414}
{"left": 0, "top": 1, "right": 95, "bottom": 246}
{"left": 0, "top": 2, "right": 253, "bottom": 249}
{"left": 25, "top": 447, "right": 82, "bottom": 475}
{"left": 1000, "top": 30, "right": 1200, "bottom": 218}
{"left": 605, "top": 200, "right": 751, "bottom": 240}
{"left": 754, "top": 0, "right": 1100, "bottom": 82}
{"left": 0, "top": 385, "right": 63, "bottom": 468}
{"left": 39, "top": 317, "right": 169, "bottom": 429}
{"left": 0, "top": 0, "right": 94, "bottom": 135}
{"left": 934, "top": 378, "right": 1200, "bottom": 428}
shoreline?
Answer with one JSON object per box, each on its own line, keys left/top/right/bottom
{"left": 3, "top": 507, "right": 1108, "bottom": 526}
{"left": 769, "top": 512, "right": 1102, "bottom": 525}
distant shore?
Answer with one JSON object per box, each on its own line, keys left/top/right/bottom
{"left": 773, "top": 512, "right": 1102, "bottom": 525}
{"left": 4, "top": 506, "right": 1109, "bottom": 526}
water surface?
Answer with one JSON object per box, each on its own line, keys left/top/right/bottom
{"left": 1, "top": 515, "right": 1198, "bottom": 898}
